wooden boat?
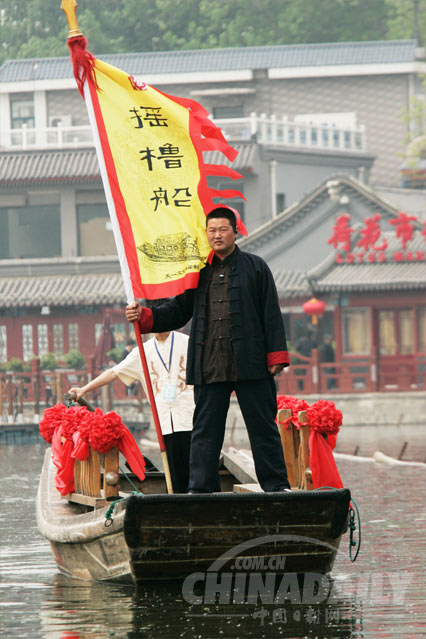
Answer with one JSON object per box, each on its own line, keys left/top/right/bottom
{"left": 36, "top": 408, "right": 351, "bottom": 584}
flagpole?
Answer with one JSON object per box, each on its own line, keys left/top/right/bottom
{"left": 61, "top": 0, "right": 173, "bottom": 493}
{"left": 133, "top": 322, "right": 174, "bottom": 494}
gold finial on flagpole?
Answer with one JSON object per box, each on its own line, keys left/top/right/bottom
{"left": 61, "top": 0, "right": 83, "bottom": 38}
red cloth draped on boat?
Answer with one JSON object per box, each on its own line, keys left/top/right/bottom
{"left": 306, "top": 400, "right": 343, "bottom": 489}
{"left": 40, "top": 404, "right": 146, "bottom": 496}
{"left": 276, "top": 395, "right": 344, "bottom": 489}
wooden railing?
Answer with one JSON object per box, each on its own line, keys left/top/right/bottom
{"left": 277, "top": 349, "right": 426, "bottom": 395}
{"left": 1, "top": 349, "right": 425, "bottom": 423}
{"left": 0, "top": 357, "right": 144, "bottom": 424}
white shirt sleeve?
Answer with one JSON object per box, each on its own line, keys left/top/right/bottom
{"left": 113, "top": 346, "right": 144, "bottom": 388}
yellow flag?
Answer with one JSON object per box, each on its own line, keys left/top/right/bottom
{"left": 69, "top": 42, "right": 244, "bottom": 300}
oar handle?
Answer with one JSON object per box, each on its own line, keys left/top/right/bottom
{"left": 63, "top": 391, "right": 96, "bottom": 413}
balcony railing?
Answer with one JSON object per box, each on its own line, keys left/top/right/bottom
{"left": 0, "top": 113, "right": 366, "bottom": 153}
{"left": 0, "top": 124, "right": 93, "bottom": 150}
{"left": 215, "top": 114, "right": 366, "bottom": 152}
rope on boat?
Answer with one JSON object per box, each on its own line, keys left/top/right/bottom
{"left": 348, "top": 496, "right": 361, "bottom": 562}
{"left": 314, "top": 486, "right": 361, "bottom": 563}
{"left": 104, "top": 465, "right": 143, "bottom": 527}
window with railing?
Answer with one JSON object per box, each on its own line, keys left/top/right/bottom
{"left": 343, "top": 308, "right": 370, "bottom": 355}
{"left": 22, "top": 324, "right": 34, "bottom": 361}
{"left": 53, "top": 324, "right": 64, "bottom": 357}
{"left": 379, "top": 310, "right": 397, "bottom": 355}
{"left": 68, "top": 323, "right": 79, "bottom": 351}
{"left": 378, "top": 309, "right": 416, "bottom": 356}
{"left": 399, "top": 310, "right": 415, "bottom": 355}
{"left": 10, "top": 94, "right": 35, "bottom": 145}
{"left": 37, "top": 324, "right": 49, "bottom": 358}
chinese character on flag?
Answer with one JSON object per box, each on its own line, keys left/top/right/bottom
{"left": 64, "top": 15, "right": 246, "bottom": 303}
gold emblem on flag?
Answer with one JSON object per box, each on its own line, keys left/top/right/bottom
{"left": 137, "top": 232, "right": 201, "bottom": 263}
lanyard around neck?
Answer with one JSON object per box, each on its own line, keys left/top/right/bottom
{"left": 154, "top": 332, "right": 174, "bottom": 373}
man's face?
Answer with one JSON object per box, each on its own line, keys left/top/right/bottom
{"left": 206, "top": 217, "right": 237, "bottom": 258}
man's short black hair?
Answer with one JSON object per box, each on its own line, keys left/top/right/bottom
{"left": 206, "top": 207, "right": 237, "bottom": 232}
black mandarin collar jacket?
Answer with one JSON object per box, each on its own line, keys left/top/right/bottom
{"left": 150, "top": 246, "right": 289, "bottom": 385}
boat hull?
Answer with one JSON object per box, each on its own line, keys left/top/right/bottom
{"left": 124, "top": 490, "right": 350, "bottom": 582}
{"left": 37, "top": 450, "right": 350, "bottom": 583}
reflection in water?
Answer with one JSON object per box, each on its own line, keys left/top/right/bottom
{"left": 38, "top": 574, "right": 362, "bottom": 638}
{"left": 0, "top": 442, "right": 425, "bottom": 638}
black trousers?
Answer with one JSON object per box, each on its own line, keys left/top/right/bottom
{"left": 163, "top": 430, "right": 192, "bottom": 493}
{"left": 188, "top": 378, "right": 290, "bottom": 493}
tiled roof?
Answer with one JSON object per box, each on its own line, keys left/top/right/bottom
{"left": 0, "top": 149, "right": 100, "bottom": 187}
{"left": 0, "top": 40, "right": 418, "bottom": 83}
{"left": 272, "top": 270, "right": 310, "bottom": 297}
{"left": 0, "top": 144, "right": 255, "bottom": 187}
{"left": 313, "top": 261, "right": 426, "bottom": 292}
{"left": 0, "top": 273, "right": 126, "bottom": 308}
{"left": 238, "top": 174, "right": 404, "bottom": 253}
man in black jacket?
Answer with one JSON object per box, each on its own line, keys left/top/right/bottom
{"left": 126, "top": 207, "right": 291, "bottom": 493}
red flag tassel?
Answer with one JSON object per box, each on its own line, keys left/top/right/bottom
{"left": 67, "top": 35, "right": 99, "bottom": 98}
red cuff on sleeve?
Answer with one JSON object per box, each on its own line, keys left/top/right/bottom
{"left": 139, "top": 307, "right": 154, "bottom": 334}
{"left": 267, "top": 350, "right": 290, "bottom": 367}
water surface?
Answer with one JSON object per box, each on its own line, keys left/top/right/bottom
{"left": 0, "top": 442, "right": 425, "bottom": 638}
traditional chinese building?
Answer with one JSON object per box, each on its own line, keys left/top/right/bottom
{"left": 240, "top": 174, "right": 426, "bottom": 393}
{"left": 0, "top": 40, "right": 425, "bottom": 372}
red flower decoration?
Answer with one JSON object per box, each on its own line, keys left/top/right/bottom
{"left": 75, "top": 407, "right": 96, "bottom": 443}
{"left": 306, "top": 399, "right": 342, "bottom": 435}
{"left": 61, "top": 405, "right": 88, "bottom": 441}
{"left": 39, "top": 403, "right": 67, "bottom": 443}
{"left": 80, "top": 407, "right": 125, "bottom": 453}
{"left": 276, "top": 394, "right": 310, "bottom": 428}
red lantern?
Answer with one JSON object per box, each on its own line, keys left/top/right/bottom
{"left": 303, "top": 297, "right": 326, "bottom": 325}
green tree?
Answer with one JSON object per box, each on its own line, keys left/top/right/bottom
{"left": 62, "top": 349, "right": 86, "bottom": 369}
{"left": 386, "top": 0, "right": 426, "bottom": 44}
{"left": 0, "top": 0, "right": 424, "bottom": 67}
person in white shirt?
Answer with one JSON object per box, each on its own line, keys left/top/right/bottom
{"left": 68, "top": 331, "right": 194, "bottom": 492}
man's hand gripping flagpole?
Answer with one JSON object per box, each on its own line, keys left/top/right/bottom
{"left": 61, "top": 0, "right": 174, "bottom": 493}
